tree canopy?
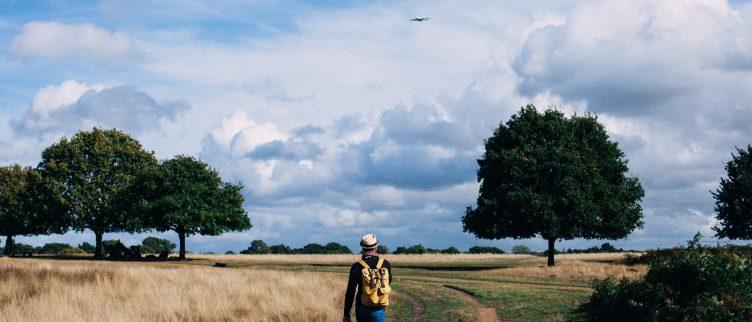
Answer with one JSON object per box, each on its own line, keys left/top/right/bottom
{"left": 141, "top": 237, "right": 176, "bottom": 254}
{"left": 138, "top": 155, "right": 251, "bottom": 259}
{"left": 0, "top": 165, "right": 66, "bottom": 255}
{"left": 713, "top": 145, "right": 752, "bottom": 239}
{"left": 38, "top": 128, "right": 157, "bottom": 257}
{"left": 463, "top": 106, "right": 644, "bottom": 266}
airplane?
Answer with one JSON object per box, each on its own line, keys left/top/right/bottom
{"left": 411, "top": 16, "right": 430, "bottom": 22}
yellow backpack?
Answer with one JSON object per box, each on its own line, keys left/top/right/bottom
{"left": 358, "top": 258, "right": 391, "bottom": 307}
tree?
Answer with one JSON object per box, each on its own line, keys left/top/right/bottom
{"left": 39, "top": 128, "right": 157, "bottom": 258}
{"left": 377, "top": 245, "right": 389, "bottom": 254}
{"left": 714, "top": 145, "right": 752, "bottom": 240}
{"left": 269, "top": 244, "right": 292, "bottom": 254}
{"left": 39, "top": 243, "right": 74, "bottom": 255}
{"left": 512, "top": 245, "right": 531, "bottom": 254}
{"left": 324, "top": 242, "right": 352, "bottom": 254}
{"left": 463, "top": 106, "right": 644, "bottom": 266}
{"left": 138, "top": 155, "right": 251, "bottom": 259}
{"left": 78, "top": 242, "right": 96, "bottom": 254}
{"left": 0, "top": 165, "right": 67, "bottom": 256}
{"left": 141, "top": 237, "right": 176, "bottom": 254}
{"left": 441, "top": 246, "right": 461, "bottom": 254}
{"left": 241, "top": 240, "right": 270, "bottom": 254}
{"left": 468, "top": 246, "right": 506, "bottom": 254}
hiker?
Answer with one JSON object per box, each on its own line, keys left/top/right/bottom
{"left": 343, "top": 234, "right": 392, "bottom": 322}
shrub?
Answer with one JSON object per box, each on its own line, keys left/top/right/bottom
{"left": 393, "top": 244, "right": 427, "bottom": 254}
{"left": 324, "top": 242, "right": 351, "bottom": 254}
{"left": 512, "top": 245, "right": 531, "bottom": 254}
{"left": 78, "top": 242, "right": 95, "bottom": 254}
{"left": 225, "top": 250, "right": 235, "bottom": 255}
{"left": 269, "top": 244, "right": 291, "bottom": 254}
{"left": 240, "top": 240, "right": 270, "bottom": 254}
{"left": 377, "top": 245, "right": 389, "bottom": 254}
{"left": 441, "top": 247, "right": 461, "bottom": 254}
{"left": 39, "top": 243, "right": 75, "bottom": 255}
{"left": 581, "top": 234, "right": 752, "bottom": 321}
{"left": 60, "top": 247, "right": 87, "bottom": 256}
{"left": 141, "top": 237, "right": 176, "bottom": 254}
{"left": 468, "top": 246, "right": 506, "bottom": 254}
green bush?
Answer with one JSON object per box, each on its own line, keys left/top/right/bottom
{"left": 60, "top": 247, "right": 87, "bottom": 255}
{"left": 141, "top": 237, "right": 176, "bottom": 254}
{"left": 512, "top": 245, "right": 531, "bottom": 254}
{"left": 468, "top": 246, "right": 506, "bottom": 254}
{"left": 581, "top": 234, "right": 752, "bottom": 321}
{"left": 78, "top": 242, "right": 96, "bottom": 254}
{"left": 39, "top": 243, "right": 75, "bottom": 255}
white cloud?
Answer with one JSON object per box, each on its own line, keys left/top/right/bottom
{"left": 12, "top": 22, "right": 138, "bottom": 61}
{"left": 30, "top": 80, "right": 106, "bottom": 116}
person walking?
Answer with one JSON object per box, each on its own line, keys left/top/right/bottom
{"left": 343, "top": 233, "right": 393, "bottom": 322}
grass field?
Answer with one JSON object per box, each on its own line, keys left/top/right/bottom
{"left": 0, "top": 253, "right": 645, "bottom": 321}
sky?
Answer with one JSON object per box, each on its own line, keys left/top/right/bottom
{"left": 1, "top": 0, "right": 752, "bottom": 253}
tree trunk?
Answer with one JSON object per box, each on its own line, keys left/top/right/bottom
{"left": 5, "top": 234, "right": 14, "bottom": 257}
{"left": 94, "top": 231, "right": 104, "bottom": 258}
{"left": 547, "top": 238, "right": 556, "bottom": 267}
{"left": 179, "top": 232, "right": 186, "bottom": 260}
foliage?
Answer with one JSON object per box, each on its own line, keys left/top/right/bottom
{"left": 440, "top": 246, "right": 461, "bottom": 254}
{"left": 101, "top": 240, "right": 119, "bottom": 254}
{"left": 240, "top": 240, "right": 270, "bottom": 254}
{"left": 468, "top": 246, "right": 506, "bottom": 254}
{"left": 393, "top": 244, "right": 427, "bottom": 254}
{"left": 269, "top": 244, "right": 292, "bottom": 254}
{"left": 713, "top": 145, "right": 752, "bottom": 240}
{"left": 0, "top": 165, "right": 67, "bottom": 255}
{"left": 225, "top": 250, "right": 235, "bottom": 255}
{"left": 1, "top": 243, "right": 35, "bottom": 255}
{"left": 323, "top": 242, "right": 351, "bottom": 254}
{"left": 135, "top": 155, "right": 250, "bottom": 259}
{"left": 39, "top": 243, "right": 75, "bottom": 255}
{"left": 39, "top": 128, "right": 157, "bottom": 257}
{"left": 376, "top": 245, "right": 389, "bottom": 254}
{"left": 512, "top": 245, "right": 531, "bottom": 254}
{"left": 78, "top": 242, "right": 96, "bottom": 254}
{"left": 140, "top": 237, "right": 176, "bottom": 254}
{"left": 463, "top": 106, "right": 644, "bottom": 265}
{"left": 581, "top": 234, "right": 752, "bottom": 321}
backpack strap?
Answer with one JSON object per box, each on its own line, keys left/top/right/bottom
{"left": 376, "top": 257, "right": 385, "bottom": 269}
{"left": 358, "top": 259, "right": 371, "bottom": 269}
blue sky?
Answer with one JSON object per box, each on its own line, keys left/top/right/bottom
{"left": 2, "top": 0, "right": 752, "bottom": 253}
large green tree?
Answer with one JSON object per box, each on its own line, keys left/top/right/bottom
{"left": 0, "top": 165, "right": 67, "bottom": 256}
{"left": 39, "top": 128, "right": 157, "bottom": 257}
{"left": 713, "top": 145, "right": 752, "bottom": 239}
{"left": 463, "top": 106, "right": 644, "bottom": 266}
{"left": 138, "top": 155, "right": 251, "bottom": 259}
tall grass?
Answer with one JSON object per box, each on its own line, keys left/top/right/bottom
{"left": 0, "top": 258, "right": 344, "bottom": 322}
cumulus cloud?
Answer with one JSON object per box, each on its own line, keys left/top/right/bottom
{"left": 12, "top": 22, "right": 138, "bottom": 61}
{"left": 12, "top": 80, "right": 187, "bottom": 137}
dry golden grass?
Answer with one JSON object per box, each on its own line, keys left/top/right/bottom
{"left": 0, "top": 257, "right": 345, "bottom": 322}
{"left": 479, "top": 260, "right": 648, "bottom": 283}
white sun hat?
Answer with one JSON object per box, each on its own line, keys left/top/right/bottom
{"left": 360, "top": 233, "right": 379, "bottom": 249}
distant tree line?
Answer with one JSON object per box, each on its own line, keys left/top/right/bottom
{"left": 0, "top": 128, "right": 251, "bottom": 259}
{"left": 0, "top": 236, "right": 177, "bottom": 256}
{"left": 238, "top": 240, "right": 353, "bottom": 254}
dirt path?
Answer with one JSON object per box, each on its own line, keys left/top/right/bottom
{"left": 444, "top": 285, "right": 500, "bottom": 322}
{"left": 399, "top": 290, "right": 426, "bottom": 322}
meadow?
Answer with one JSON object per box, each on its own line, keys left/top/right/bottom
{"left": 0, "top": 253, "right": 645, "bottom": 321}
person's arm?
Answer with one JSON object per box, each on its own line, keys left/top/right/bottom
{"left": 343, "top": 264, "right": 358, "bottom": 320}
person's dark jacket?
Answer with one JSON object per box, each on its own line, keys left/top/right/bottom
{"left": 343, "top": 255, "right": 393, "bottom": 318}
